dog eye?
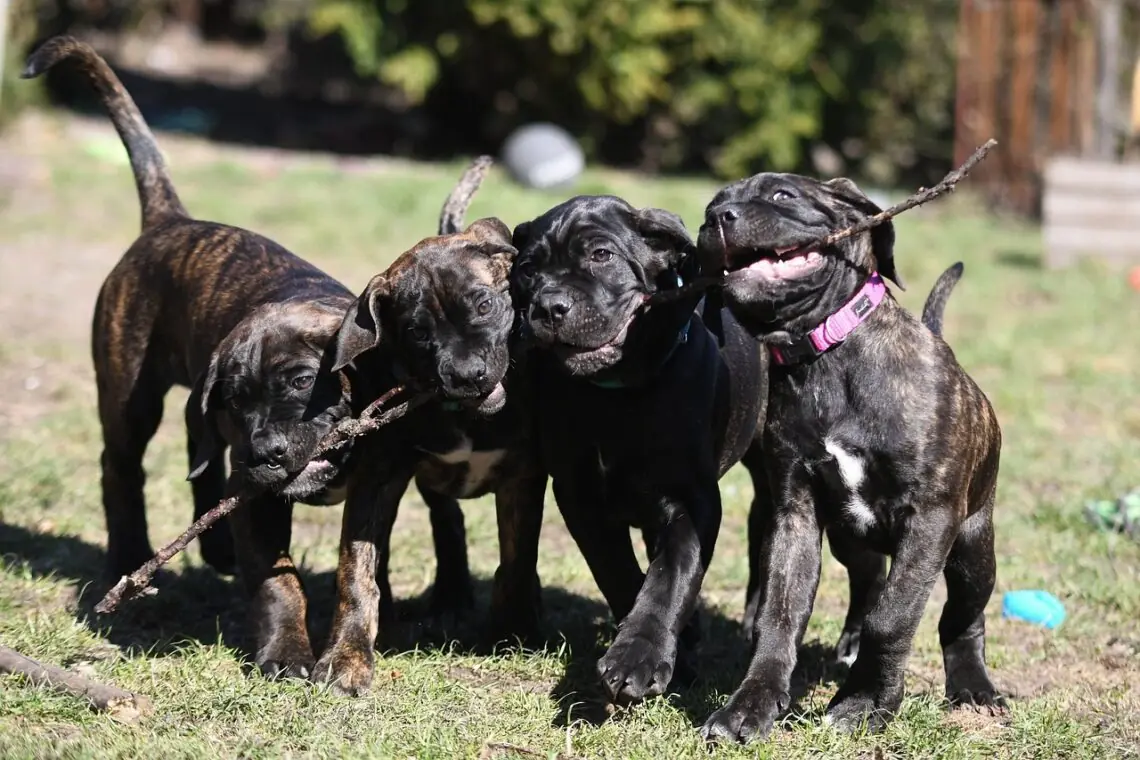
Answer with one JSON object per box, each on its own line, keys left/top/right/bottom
{"left": 476, "top": 299, "right": 493, "bottom": 316}
{"left": 589, "top": 248, "right": 614, "bottom": 263}
{"left": 409, "top": 326, "right": 430, "bottom": 341}
{"left": 771, "top": 189, "right": 796, "bottom": 202}
{"left": 290, "top": 375, "right": 315, "bottom": 391}
{"left": 516, "top": 260, "right": 536, "bottom": 278}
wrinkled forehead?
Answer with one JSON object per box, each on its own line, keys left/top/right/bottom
{"left": 392, "top": 242, "right": 503, "bottom": 296}
{"left": 708, "top": 173, "right": 824, "bottom": 205}
{"left": 221, "top": 302, "right": 342, "bottom": 373}
{"left": 525, "top": 196, "right": 637, "bottom": 256}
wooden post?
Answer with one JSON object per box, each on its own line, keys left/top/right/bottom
{"left": 1095, "top": 0, "right": 1122, "bottom": 158}
{"left": 1009, "top": 0, "right": 1042, "bottom": 213}
{"left": 0, "top": 0, "right": 10, "bottom": 115}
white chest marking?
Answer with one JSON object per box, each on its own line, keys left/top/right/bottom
{"left": 426, "top": 435, "right": 506, "bottom": 494}
{"left": 824, "top": 438, "right": 877, "bottom": 532}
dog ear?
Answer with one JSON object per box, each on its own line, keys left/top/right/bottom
{"left": 511, "top": 220, "right": 533, "bottom": 252}
{"left": 186, "top": 359, "right": 223, "bottom": 480}
{"left": 824, "top": 177, "right": 904, "bottom": 290}
{"left": 636, "top": 207, "right": 694, "bottom": 257}
{"left": 466, "top": 217, "right": 517, "bottom": 282}
{"left": 332, "top": 274, "right": 389, "bottom": 372}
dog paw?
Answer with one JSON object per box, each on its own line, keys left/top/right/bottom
{"left": 948, "top": 683, "right": 1008, "bottom": 715}
{"left": 824, "top": 689, "right": 898, "bottom": 734}
{"left": 310, "top": 648, "right": 374, "bottom": 697}
{"left": 835, "top": 628, "right": 861, "bottom": 666}
{"left": 257, "top": 654, "right": 315, "bottom": 681}
{"left": 596, "top": 630, "right": 677, "bottom": 705}
{"left": 700, "top": 686, "right": 787, "bottom": 745}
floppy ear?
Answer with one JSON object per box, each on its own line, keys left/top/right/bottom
{"left": 466, "top": 217, "right": 517, "bottom": 282}
{"left": 511, "top": 220, "right": 533, "bottom": 252}
{"left": 186, "top": 357, "right": 223, "bottom": 480}
{"left": 332, "top": 274, "right": 389, "bottom": 372}
{"left": 824, "top": 177, "right": 904, "bottom": 290}
{"left": 636, "top": 207, "right": 694, "bottom": 256}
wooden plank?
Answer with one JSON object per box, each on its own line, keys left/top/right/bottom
{"left": 1044, "top": 158, "right": 1140, "bottom": 191}
{"left": 1044, "top": 226, "right": 1140, "bottom": 253}
{"left": 1044, "top": 194, "right": 1140, "bottom": 223}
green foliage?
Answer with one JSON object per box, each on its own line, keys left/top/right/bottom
{"left": 290, "top": 0, "right": 956, "bottom": 181}
{"left": 1, "top": 0, "right": 47, "bottom": 126}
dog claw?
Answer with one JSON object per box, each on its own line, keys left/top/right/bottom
{"left": 596, "top": 631, "right": 676, "bottom": 705}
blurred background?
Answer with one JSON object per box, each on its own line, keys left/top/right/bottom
{"left": 1, "top": 0, "right": 1137, "bottom": 218}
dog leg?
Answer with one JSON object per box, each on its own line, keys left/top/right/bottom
{"left": 187, "top": 433, "right": 235, "bottom": 576}
{"left": 228, "top": 484, "right": 314, "bottom": 680}
{"left": 824, "top": 509, "right": 957, "bottom": 733}
{"left": 312, "top": 465, "right": 411, "bottom": 697}
{"left": 940, "top": 489, "right": 1003, "bottom": 710}
{"left": 488, "top": 470, "right": 546, "bottom": 646}
{"left": 592, "top": 480, "right": 721, "bottom": 705}
{"left": 97, "top": 368, "right": 166, "bottom": 580}
{"left": 416, "top": 479, "right": 474, "bottom": 624}
{"left": 700, "top": 490, "right": 821, "bottom": 744}
{"left": 826, "top": 526, "right": 887, "bottom": 667}
{"left": 741, "top": 445, "right": 772, "bottom": 643}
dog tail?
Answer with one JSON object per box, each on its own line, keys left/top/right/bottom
{"left": 439, "top": 156, "right": 493, "bottom": 235}
{"left": 22, "top": 36, "right": 188, "bottom": 229}
{"left": 921, "top": 262, "right": 964, "bottom": 337}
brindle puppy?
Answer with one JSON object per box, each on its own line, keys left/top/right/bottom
{"left": 24, "top": 36, "right": 363, "bottom": 678}
{"left": 311, "top": 207, "right": 545, "bottom": 697}
{"left": 696, "top": 173, "right": 1003, "bottom": 743}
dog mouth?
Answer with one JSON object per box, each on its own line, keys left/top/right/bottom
{"left": 549, "top": 304, "right": 639, "bottom": 362}
{"left": 468, "top": 381, "right": 506, "bottom": 415}
{"left": 724, "top": 244, "right": 826, "bottom": 282}
{"left": 279, "top": 457, "right": 341, "bottom": 499}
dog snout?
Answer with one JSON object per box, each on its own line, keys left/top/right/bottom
{"left": 446, "top": 357, "right": 488, "bottom": 390}
{"left": 531, "top": 290, "right": 573, "bottom": 327}
{"left": 250, "top": 428, "right": 289, "bottom": 469}
{"left": 706, "top": 202, "right": 745, "bottom": 229}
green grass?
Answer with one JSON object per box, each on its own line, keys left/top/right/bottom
{"left": 1, "top": 111, "right": 1138, "bottom": 759}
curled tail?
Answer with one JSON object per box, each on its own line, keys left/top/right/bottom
{"left": 22, "top": 36, "right": 187, "bottom": 229}
{"left": 921, "top": 261, "right": 964, "bottom": 337}
{"left": 439, "top": 156, "right": 493, "bottom": 235}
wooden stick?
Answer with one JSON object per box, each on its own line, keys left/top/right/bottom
{"left": 0, "top": 645, "right": 151, "bottom": 721}
{"left": 95, "top": 385, "right": 432, "bottom": 614}
{"left": 644, "top": 139, "right": 998, "bottom": 306}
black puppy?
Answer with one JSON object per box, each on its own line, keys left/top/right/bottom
{"left": 24, "top": 37, "right": 359, "bottom": 678}
{"left": 510, "top": 196, "right": 767, "bottom": 705}
{"left": 311, "top": 174, "right": 545, "bottom": 697}
{"left": 697, "top": 173, "right": 1003, "bottom": 742}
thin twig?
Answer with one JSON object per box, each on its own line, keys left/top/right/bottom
{"left": 440, "top": 155, "right": 493, "bottom": 235}
{"left": 644, "top": 138, "right": 998, "bottom": 306}
{"left": 0, "top": 645, "right": 151, "bottom": 722}
{"left": 95, "top": 385, "right": 432, "bottom": 614}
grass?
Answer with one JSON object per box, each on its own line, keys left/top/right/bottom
{"left": 0, "top": 110, "right": 1138, "bottom": 759}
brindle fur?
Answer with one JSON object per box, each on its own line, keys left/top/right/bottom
{"left": 311, "top": 211, "right": 546, "bottom": 697}
{"left": 696, "top": 173, "right": 1003, "bottom": 743}
{"left": 23, "top": 36, "right": 363, "bottom": 679}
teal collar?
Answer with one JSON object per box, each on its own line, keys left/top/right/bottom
{"left": 590, "top": 317, "right": 692, "bottom": 389}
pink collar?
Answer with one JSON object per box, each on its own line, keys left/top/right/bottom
{"left": 769, "top": 273, "right": 887, "bottom": 365}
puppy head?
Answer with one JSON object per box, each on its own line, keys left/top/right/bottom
{"left": 510, "top": 195, "right": 693, "bottom": 378}
{"left": 697, "top": 173, "right": 901, "bottom": 333}
{"left": 188, "top": 299, "right": 353, "bottom": 503}
{"left": 332, "top": 218, "right": 517, "bottom": 416}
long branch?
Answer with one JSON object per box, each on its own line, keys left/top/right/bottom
{"left": 94, "top": 385, "right": 432, "bottom": 614}
{"left": 0, "top": 645, "right": 151, "bottom": 721}
{"left": 645, "top": 138, "right": 998, "bottom": 306}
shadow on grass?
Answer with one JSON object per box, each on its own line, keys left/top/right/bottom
{"left": 0, "top": 520, "right": 851, "bottom": 731}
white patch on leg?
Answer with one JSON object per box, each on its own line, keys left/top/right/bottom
{"left": 423, "top": 434, "right": 507, "bottom": 495}
{"left": 838, "top": 649, "right": 858, "bottom": 667}
{"left": 824, "top": 438, "right": 877, "bottom": 532}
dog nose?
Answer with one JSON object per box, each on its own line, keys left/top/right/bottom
{"left": 708, "top": 204, "right": 742, "bottom": 227}
{"left": 251, "top": 430, "right": 288, "bottom": 468}
{"left": 533, "top": 291, "right": 573, "bottom": 325}
{"left": 449, "top": 359, "right": 487, "bottom": 388}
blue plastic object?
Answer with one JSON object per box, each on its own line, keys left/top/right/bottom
{"left": 1002, "top": 590, "right": 1066, "bottom": 629}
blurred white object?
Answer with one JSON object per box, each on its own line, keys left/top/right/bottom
{"left": 501, "top": 123, "right": 584, "bottom": 190}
